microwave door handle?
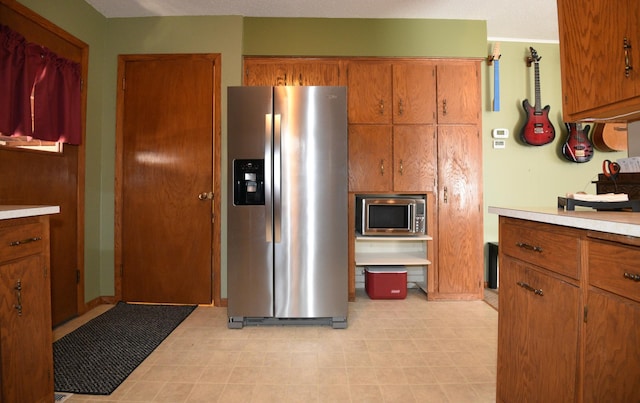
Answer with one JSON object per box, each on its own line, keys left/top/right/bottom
{"left": 409, "top": 204, "right": 415, "bottom": 233}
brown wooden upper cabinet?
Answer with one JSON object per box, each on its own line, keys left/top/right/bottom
{"left": 244, "top": 58, "right": 341, "bottom": 86}
{"left": 435, "top": 62, "right": 480, "bottom": 124}
{"left": 346, "top": 59, "right": 478, "bottom": 193}
{"left": 346, "top": 60, "right": 437, "bottom": 124}
{"left": 557, "top": 0, "right": 640, "bottom": 121}
{"left": 348, "top": 124, "right": 436, "bottom": 192}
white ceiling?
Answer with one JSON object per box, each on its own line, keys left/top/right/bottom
{"left": 82, "top": 0, "right": 559, "bottom": 42}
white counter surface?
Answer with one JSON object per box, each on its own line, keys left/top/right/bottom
{"left": 488, "top": 206, "right": 640, "bottom": 238}
{"left": 0, "top": 205, "right": 60, "bottom": 220}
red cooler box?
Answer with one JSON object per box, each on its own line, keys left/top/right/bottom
{"left": 364, "top": 266, "right": 407, "bottom": 299}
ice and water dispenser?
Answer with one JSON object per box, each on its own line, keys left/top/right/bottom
{"left": 233, "top": 159, "right": 265, "bottom": 205}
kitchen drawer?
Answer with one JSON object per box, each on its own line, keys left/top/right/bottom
{"left": 0, "top": 222, "right": 45, "bottom": 263}
{"left": 589, "top": 240, "right": 640, "bottom": 303}
{"left": 501, "top": 219, "right": 580, "bottom": 279}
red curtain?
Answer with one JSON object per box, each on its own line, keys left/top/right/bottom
{"left": 0, "top": 24, "right": 30, "bottom": 137}
{"left": 0, "top": 24, "right": 81, "bottom": 145}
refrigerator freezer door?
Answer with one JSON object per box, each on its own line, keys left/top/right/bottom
{"left": 227, "top": 86, "right": 274, "bottom": 318}
{"left": 273, "top": 86, "right": 349, "bottom": 319}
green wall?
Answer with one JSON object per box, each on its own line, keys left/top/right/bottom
{"left": 242, "top": 18, "right": 486, "bottom": 57}
{"left": 16, "top": 1, "right": 624, "bottom": 301}
{"left": 481, "top": 41, "right": 625, "bottom": 252}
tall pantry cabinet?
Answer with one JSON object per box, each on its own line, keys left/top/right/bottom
{"left": 242, "top": 57, "right": 483, "bottom": 301}
{"left": 346, "top": 59, "right": 483, "bottom": 300}
{"left": 433, "top": 63, "right": 483, "bottom": 299}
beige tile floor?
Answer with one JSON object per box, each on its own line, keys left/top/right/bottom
{"left": 54, "top": 289, "right": 498, "bottom": 402}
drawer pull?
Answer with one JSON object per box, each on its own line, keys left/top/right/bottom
{"left": 516, "top": 242, "right": 543, "bottom": 253}
{"left": 14, "top": 280, "right": 22, "bottom": 316}
{"left": 9, "top": 236, "right": 42, "bottom": 247}
{"left": 517, "top": 281, "right": 544, "bottom": 296}
{"left": 623, "top": 272, "right": 640, "bottom": 282}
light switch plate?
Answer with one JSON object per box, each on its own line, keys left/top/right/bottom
{"left": 493, "top": 139, "right": 506, "bottom": 149}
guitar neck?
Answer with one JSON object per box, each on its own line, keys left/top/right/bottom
{"left": 534, "top": 61, "right": 542, "bottom": 113}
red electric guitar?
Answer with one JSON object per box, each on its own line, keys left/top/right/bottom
{"left": 562, "top": 122, "right": 594, "bottom": 163}
{"left": 520, "top": 47, "right": 555, "bottom": 146}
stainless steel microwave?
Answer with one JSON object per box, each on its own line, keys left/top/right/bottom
{"left": 356, "top": 196, "right": 426, "bottom": 236}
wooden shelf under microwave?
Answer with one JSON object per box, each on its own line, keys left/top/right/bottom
{"left": 355, "top": 233, "right": 432, "bottom": 241}
{"left": 355, "top": 252, "right": 431, "bottom": 266}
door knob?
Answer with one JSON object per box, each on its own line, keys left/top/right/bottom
{"left": 198, "top": 192, "right": 213, "bottom": 200}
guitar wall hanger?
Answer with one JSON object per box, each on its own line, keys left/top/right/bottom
{"left": 487, "top": 53, "right": 501, "bottom": 66}
{"left": 489, "top": 43, "right": 501, "bottom": 111}
{"left": 526, "top": 55, "right": 536, "bottom": 67}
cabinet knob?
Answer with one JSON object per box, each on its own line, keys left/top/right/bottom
{"left": 379, "top": 99, "right": 385, "bottom": 115}
{"left": 198, "top": 192, "right": 213, "bottom": 200}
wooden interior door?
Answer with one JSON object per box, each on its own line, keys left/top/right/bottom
{"left": 119, "top": 55, "right": 216, "bottom": 304}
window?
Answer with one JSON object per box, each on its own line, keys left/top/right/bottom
{"left": 0, "top": 133, "right": 63, "bottom": 152}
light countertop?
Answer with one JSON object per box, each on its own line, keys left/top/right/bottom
{"left": 488, "top": 206, "right": 640, "bottom": 238}
{"left": 0, "top": 205, "right": 60, "bottom": 220}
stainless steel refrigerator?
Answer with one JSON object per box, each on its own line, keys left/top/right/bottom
{"left": 227, "top": 86, "right": 348, "bottom": 329}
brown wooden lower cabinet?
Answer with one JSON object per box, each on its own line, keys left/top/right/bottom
{"left": 0, "top": 215, "right": 54, "bottom": 403}
{"left": 497, "top": 255, "right": 580, "bottom": 402}
{"left": 497, "top": 216, "right": 640, "bottom": 402}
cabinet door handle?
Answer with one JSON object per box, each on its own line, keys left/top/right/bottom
{"left": 14, "top": 279, "right": 22, "bottom": 316}
{"left": 443, "top": 186, "right": 448, "bottom": 203}
{"left": 517, "top": 281, "right": 544, "bottom": 296}
{"left": 516, "top": 242, "right": 543, "bottom": 253}
{"left": 442, "top": 99, "right": 448, "bottom": 116}
{"left": 623, "top": 272, "right": 640, "bottom": 282}
{"left": 399, "top": 159, "right": 404, "bottom": 175}
{"left": 9, "top": 236, "right": 42, "bottom": 247}
{"left": 624, "top": 37, "right": 633, "bottom": 78}
{"left": 380, "top": 159, "right": 385, "bottom": 176}
{"left": 398, "top": 99, "right": 404, "bottom": 116}
{"left": 379, "top": 99, "right": 385, "bottom": 115}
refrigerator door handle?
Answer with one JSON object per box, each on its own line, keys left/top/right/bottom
{"left": 273, "top": 113, "right": 282, "bottom": 243}
{"left": 265, "top": 114, "right": 273, "bottom": 242}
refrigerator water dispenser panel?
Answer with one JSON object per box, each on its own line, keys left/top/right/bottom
{"left": 234, "top": 159, "right": 265, "bottom": 205}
